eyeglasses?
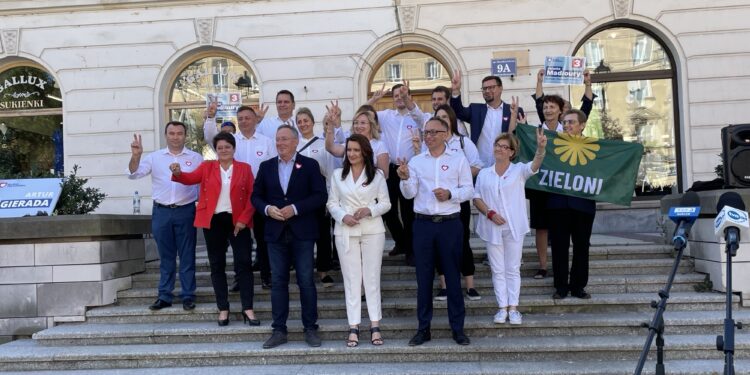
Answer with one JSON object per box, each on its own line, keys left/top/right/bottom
{"left": 423, "top": 130, "right": 447, "bottom": 137}
{"left": 481, "top": 85, "right": 499, "bottom": 92}
{"left": 494, "top": 144, "right": 512, "bottom": 150}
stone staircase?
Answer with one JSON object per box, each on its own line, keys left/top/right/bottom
{"left": 1, "top": 233, "right": 749, "bottom": 374}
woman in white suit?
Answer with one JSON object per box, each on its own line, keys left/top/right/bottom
{"left": 327, "top": 133, "right": 391, "bottom": 347}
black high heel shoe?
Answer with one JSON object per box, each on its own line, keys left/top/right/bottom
{"left": 242, "top": 311, "right": 260, "bottom": 326}
{"left": 218, "top": 311, "right": 230, "bottom": 326}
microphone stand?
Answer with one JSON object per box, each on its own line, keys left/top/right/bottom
{"left": 717, "top": 235, "right": 742, "bottom": 375}
{"left": 633, "top": 238, "right": 687, "bottom": 375}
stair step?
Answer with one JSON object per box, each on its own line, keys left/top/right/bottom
{"left": 3, "top": 334, "right": 750, "bottom": 371}
{"left": 117, "top": 273, "right": 708, "bottom": 305}
{"left": 85, "top": 292, "right": 738, "bottom": 324}
{"left": 34, "top": 310, "right": 750, "bottom": 346}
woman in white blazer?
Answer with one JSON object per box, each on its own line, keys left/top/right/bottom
{"left": 326, "top": 134, "right": 391, "bottom": 347}
{"left": 473, "top": 128, "right": 547, "bottom": 326}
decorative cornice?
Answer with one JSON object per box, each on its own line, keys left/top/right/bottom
{"left": 612, "top": 0, "right": 632, "bottom": 19}
{"left": 1, "top": 29, "right": 19, "bottom": 56}
{"left": 194, "top": 18, "right": 214, "bottom": 46}
{"left": 398, "top": 5, "right": 417, "bottom": 33}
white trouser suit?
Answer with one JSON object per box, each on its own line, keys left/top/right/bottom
{"left": 327, "top": 168, "right": 391, "bottom": 325}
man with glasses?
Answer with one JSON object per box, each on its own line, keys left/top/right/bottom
{"left": 450, "top": 71, "right": 524, "bottom": 167}
{"left": 397, "top": 117, "right": 474, "bottom": 346}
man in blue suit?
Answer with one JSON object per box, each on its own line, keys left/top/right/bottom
{"left": 450, "top": 71, "right": 523, "bottom": 167}
{"left": 252, "top": 125, "right": 328, "bottom": 349}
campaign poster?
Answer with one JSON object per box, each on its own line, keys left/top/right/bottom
{"left": 206, "top": 92, "right": 242, "bottom": 120}
{"left": 0, "top": 178, "right": 63, "bottom": 217}
{"left": 543, "top": 56, "right": 586, "bottom": 85}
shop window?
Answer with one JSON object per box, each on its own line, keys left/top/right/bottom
{"left": 0, "top": 63, "right": 63, "bottom": 178}
{"left": 572, "top": 26, "right": 678, "bottom": 196}
{"left": 166, "top": 53, "right": 258, "bottom": 159}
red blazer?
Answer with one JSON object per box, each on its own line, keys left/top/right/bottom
{"left": 172, "top": 160, "right": 255, "bottom": 229}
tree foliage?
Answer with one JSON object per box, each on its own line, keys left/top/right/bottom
{"left": 54, "top": 165, "right": 106, "bottom": 215}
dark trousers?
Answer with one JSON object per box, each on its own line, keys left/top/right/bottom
{"left": 252, "top": 211, "right": 271, "bottom": 282}
{"left": 384, "top": 163, "right": 415, "bottom": 255}
{"left": 152, "top": 203, "right": 196, "bottom": 303}
{"left": 436, "top": 201, "right": 475, "bottom": 277}
{"left": 413, "top": 216, "right": 465, "bottom": 333}
{"left": 549, "top": 208, "right": 595, "bottom": 296}
{"left": 267, "top": 227, "right": 318, "bottom": 334}
{"left": 203, "top": 212, "right": 254, "bottom": 311}
{"left": 315, "top": 208, "right": 337, "bottom": 273}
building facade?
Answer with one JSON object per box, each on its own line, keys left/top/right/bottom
{"left": 0, "top": 0, "right": 745, "bottom": 213}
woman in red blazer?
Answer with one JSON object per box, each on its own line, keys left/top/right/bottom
{"left": 171, "top": 132, "right": 259, "bottom": 327}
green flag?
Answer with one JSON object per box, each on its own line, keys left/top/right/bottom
{"left": 516, "top": 124, "right": 643, "bottom": 206}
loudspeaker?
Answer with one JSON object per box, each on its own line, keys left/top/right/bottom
{"left": 721, "top": 124, "right": 750, "bottom": 187}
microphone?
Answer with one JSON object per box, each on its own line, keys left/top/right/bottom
{"left": 714, "top": 192, "right": 749, "bottom": 256}
{"left": 668, "top": 191, "right": 701, "bottom": 249}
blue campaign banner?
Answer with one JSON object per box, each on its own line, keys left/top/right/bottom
{"left": 543, "top": 56, "right": 586, "bottom": 85}
{"left": 491, "top": 58, "right": 517, "bottom": 77}
{"left": 206, "top": 92, "right": 242, "bottom": 120}
{"left": 0, "top": 178, "right": 63, "bottom": 217}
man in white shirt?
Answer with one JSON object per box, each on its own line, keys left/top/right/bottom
{"left": 397, "top": 118, "right": 474, "bottom": 347}
{"left": 367, "top": 82, "right": 424, "bottom": 265}
{"left": 128, "top": 121, "right": 203, "bottom": 311}
{"left": 422, "top": 86, "right": 468, "bottom": 136}
{"left": 205, "top": 103, "right": 276, "bottom": 289}
{"left": 256, "top": 90, "right": 297, "bottom": 139}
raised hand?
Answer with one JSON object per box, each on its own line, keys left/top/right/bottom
{"left": 403, "top": 80, "right": 416, "bottom": 110}
{"left": 583, "top": 69, "right": 591, "bottom": 86}
{"left": 517, "top": 111, "right": 527, "bottom": 125}
{"left": 536, "top": 126, "right": 548, "bottom": 149}
{"left": 131, "top": 133, "right": 143, "bottom": 156}
{"left": 451, "top": 69, "right": 462, "bottom": 95}
{"left": 169, "top": 162, "right": 181, "bottom": 176}
{"left": 372, "top": 83, "right": 388, "bottom": 102}
{"left": 257, "top": 103, "right": 269, "bottom": 121}
{"left": 537, "top": 68, "right": 545, "bottom": 83}
{"left": 395, "top": 157, "right": 410, "bottom": 180}
{"left": 205, "top": 101, "right": 218, "bottom": 119}
{"left": 325, "top": 100, "right": 341, "bottom": 128}
{"left": 411, "top": 128, "right": 421, "bottom": 154}
{"left": 510, "top": 96, "right": 519, "bottom": 113}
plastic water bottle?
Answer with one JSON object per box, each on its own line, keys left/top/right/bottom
{"left": 133, "top": 191, "right": 141, "bottom": 214}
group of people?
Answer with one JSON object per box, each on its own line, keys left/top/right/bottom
{"left": 126, "top": 70, "right": 596, "bottom": 349}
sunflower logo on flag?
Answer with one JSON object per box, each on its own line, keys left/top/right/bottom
{"left": 553, "top": 134, "right": 600, "bottom": 166}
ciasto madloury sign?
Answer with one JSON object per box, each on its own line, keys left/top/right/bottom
{"left": 0, "top": 74, "right": 49, "bottom": 110}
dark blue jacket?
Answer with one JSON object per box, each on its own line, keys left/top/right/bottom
{"left": 251, "top": 154, "right": 327, "bottom": 242}
{"left": 450, "top": 95, "right": 524, "bottom": 144}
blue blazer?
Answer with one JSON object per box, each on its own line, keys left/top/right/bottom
{"left": 251, "top": 154, "right": 327, "bottom": 242}
{"left": 450, "top": 95, "right": 524, "bottom": 144}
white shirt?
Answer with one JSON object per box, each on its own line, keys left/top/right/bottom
{"left": 477, "top": 103, "right": 506, "bottom": 168}
{"left": 256, "top": 116, "right": 297, "bottom": 139}
{"left": 370, "top": 138, "right": 389, "bottom": 166}
{"left": 474, "top": 162, "right": 536, "bottom": 243}
{"left": 204, "top": 118, "right": 276, "bottom": 176}
{"left": 400, "top": 148, "right": 474, "bottom": 215}
{"left": 297, "top": 134, "right": 339, "bottom": 188}
{"left": 542, "top": 121, "right": 564, "bottom": 133}
{"left": 326, "top": 169, "right": 391, "bottom": 241}
{"left": 127, "top": 147, "right": 202, "bottom": 206}
{"left": 446, "top": 134, "right": 483, "bottom": 170}
{"left": 215, "top": 164, "right": 233, "bottom": 213}
{"left": 378, "top": 107, "right": 424, "bottom": 164}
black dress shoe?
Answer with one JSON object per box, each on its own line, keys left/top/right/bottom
{"left": 261, "top": 279, "right": 272, "bottom": 290}
{"left": 452, "top": 331, "right": 470, "bottom": 346}
{"left": 552, "top": 291, "right": 568, "bottom": 300}
{"left": 182, "top": 299, "right": 196, "bottom": 311}
{"left": 263, "top": 331, "right": 288, "bottom": 349}
{"left": 217, "top": 311, "right": 230, "bottom": 326}
{"left": 571, "top": 290, "right": 592, "bottom": 299}
{"left": 388, "top": 246, "right": 404, "bottom": 256}
{"left": 408, "top": 329, "right": 431, "bottom": 346}
{"left": 304, "top": 329, "right": 322, "bottom": 347}
{"left": 148, "top": 299, "right": 172, "bottom": 310}
{"left": 230, "top": 279, "right": 240, "bottom": 292}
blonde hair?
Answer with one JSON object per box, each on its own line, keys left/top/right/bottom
{"left": 353, "top": 110, "right": 381, "bottom": 140}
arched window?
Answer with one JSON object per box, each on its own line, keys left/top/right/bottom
{"left": 369, "top": 50, "right": 451, "bottom": 113}
{"left": 166, "top": 52, "right": 258, "bottom": 158}
{"left": 572, "top": 26, "right": 679, "bottom": 196}
{"left": 0, "top": 62, "right": 63, "bottom": 178}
